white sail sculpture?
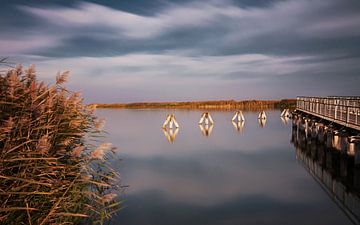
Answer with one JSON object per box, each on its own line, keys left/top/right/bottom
{"left": 162, "top": 114, "right": 179, "bottom": 143}
{"left": 198, "top": 112, "right": 214, "bottom": 125}
{"left": 258, "top": 110, "right": 267, "bottom": 128}
{"left": 198, "top": 112, "right": 214, "bottom": 137}
{"left": 232, "top": 111, "right": 245, "bottom": 122}
{"left": 162, "top": 114, "right": 179, "bottom": 129}
{"left": 258, "top": 111, "right": 267, "bottom": 120}
{"left": 280, "top": 109, "right": 291, "bottom": 118}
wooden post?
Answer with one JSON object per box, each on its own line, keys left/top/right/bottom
{"left": 304, "top": 118, "right": 310, "bottom": 138}
{"left": 232, "top": 111, "right": 245, "bottom": 122}
{"left": 348, "top": 142, "right": 355, "bottom": 156}
{"left": 258, "top": 111, "right": 267, "bottom": 120}
{"left": 339, "top": 131, "right": 348, "bottom": 154}
{"left": 280, "top": 109, "right": 290, "bottom": 117}
{"left": 332, "top": 130, "right": 340, "bottom": 151}
{"left": 163, "top": 114, "right": 180, "bottom": 129}
{"left": 258, "top": 111, "right": 266, "bottom": 128}
{"left": 238, "top": 111, "right": 245, "bottom": 121}
{"left": 317, "top": 123, "right": 325, "bottom": 143}
{"left": 353, "top": 139, "right": 360, "bottom": 167}
{"left": 232, "top": 111, "right": 238, "bottom": 121}
{"left": 204, "top": 112, "right": 209, "bottom": 125}
{"left": 198, "top": 113, "right": 205, "bottom": 124}
{"left": 172, "top": 115, "right": 179, "bottom": 128}
{"left": 326, "top": 128, "right": 333, "bottom": 149}
{"left": 162, "top": 114, "right": 171, "bottom": 128}
{"left": 348, "top": 137, "right": 360, "bottom": 156}
{"left": 335, "top": 105, "right": 338, "bottom": 120}
{"left": 285, "top": 109, "right": 290, "bottom": 117}
{"left": 208, "top": 113, "right": 214, "bottom": 124}
{"left": 169, "top": 116, "right": 174, "bottom": 129}
{"left": 280, "top": 109, "right": 285, "bottom": 117}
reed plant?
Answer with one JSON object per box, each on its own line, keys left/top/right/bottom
{"left": 0, "top": 64, "right": 120, "bottom": 224}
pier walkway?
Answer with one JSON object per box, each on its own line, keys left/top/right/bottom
{"left": 296, "top": 96, "right": 360, "bottom": 131}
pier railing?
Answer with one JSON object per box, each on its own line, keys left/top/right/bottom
{"left": 296, "top": 96, "right": 360, "bottom": 130}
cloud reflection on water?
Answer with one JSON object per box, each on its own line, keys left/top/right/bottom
{"left": 96, "top": 109, "right": 352, "bottom": 225}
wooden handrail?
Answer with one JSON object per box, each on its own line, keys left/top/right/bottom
{"left": 296, "top": 96, "right": 360, "bottom": 130}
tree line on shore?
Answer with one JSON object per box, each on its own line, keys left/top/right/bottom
{"left": 94, "top": 99, "right": 296, "bottom": 110}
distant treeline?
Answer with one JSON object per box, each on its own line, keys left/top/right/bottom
{"left": 93, "top": 99, "right": 296, "bottom": 110}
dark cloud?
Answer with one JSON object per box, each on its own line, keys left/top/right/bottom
{"left": 4, "top": 0, "right": 359, "bottom": 58}
{"left": 1, "top": 0, "right": 359, "bottom": 101}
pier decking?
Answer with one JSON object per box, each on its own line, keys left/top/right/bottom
{"left": 296, "top": 96, "right": 360, "bottom": 131}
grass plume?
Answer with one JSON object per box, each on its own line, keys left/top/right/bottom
{"left": 0, "top": 64, "right": 120, "bottom": 224}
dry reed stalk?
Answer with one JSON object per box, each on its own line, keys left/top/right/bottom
{"left": 0, "top": 65, "right": 120, "bottom": 224}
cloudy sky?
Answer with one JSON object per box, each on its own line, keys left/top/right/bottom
{"left": 1, "top": 0, "right": 360, "bottom": 103}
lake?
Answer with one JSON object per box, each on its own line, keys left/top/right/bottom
{"left": 95, "top": 109, "right": 356, "bottom": 225}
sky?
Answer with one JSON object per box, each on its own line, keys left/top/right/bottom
{"left": 1, "top": 0, "right": 360, "bottom": 103}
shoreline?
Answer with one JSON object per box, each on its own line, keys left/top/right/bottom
{"left": 91, "top": 99, "right": 296, "bottom": 110}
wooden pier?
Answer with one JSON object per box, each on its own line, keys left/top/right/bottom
{"left": 296, "top": 96, "right": 360, "bottom": 131}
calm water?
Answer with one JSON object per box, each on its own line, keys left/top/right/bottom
{"left": 96, "top": 109, "right": 354, "bottom": 225}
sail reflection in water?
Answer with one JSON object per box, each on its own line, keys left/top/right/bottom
{"left": 291, "top": 115, "right": 360, "bottom": 224}
{"left": 258, "top": 118, "right": 267, "bottom": 128}
{"left": 281, "top": 116, "right": 289, "bottom": 125}
{"left": 199, "top": 124, "right": 214, "bottom": 137}
{"left": 162, "top": 127, "right": 179, "bottom": 143}
{"left": 232, "top": 120, "right": 245, "bottom": 133}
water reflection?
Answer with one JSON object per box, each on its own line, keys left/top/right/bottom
{"left": 94, "top": 109, "right": 354, "bottom": 225}
{"left": 232, "top": 120, "right": 245, "bottom": 133}
{"left": 198, "top": 124, "right": 214, "bottom": 137}
{"left": 281, "top": 116, "right": 290, "bottom": 125}
{"left": 162, "top": 127, "right": 179, "bottom": 143}
{"left": 291, "top": 115, "right": 360, "bottom": 224}
{"left": 258, "top": 118, "right": 267, "bottom": 128}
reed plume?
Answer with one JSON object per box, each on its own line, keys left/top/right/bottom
{"left": 0, "top": 65, "right": 120, "bottom": 224}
